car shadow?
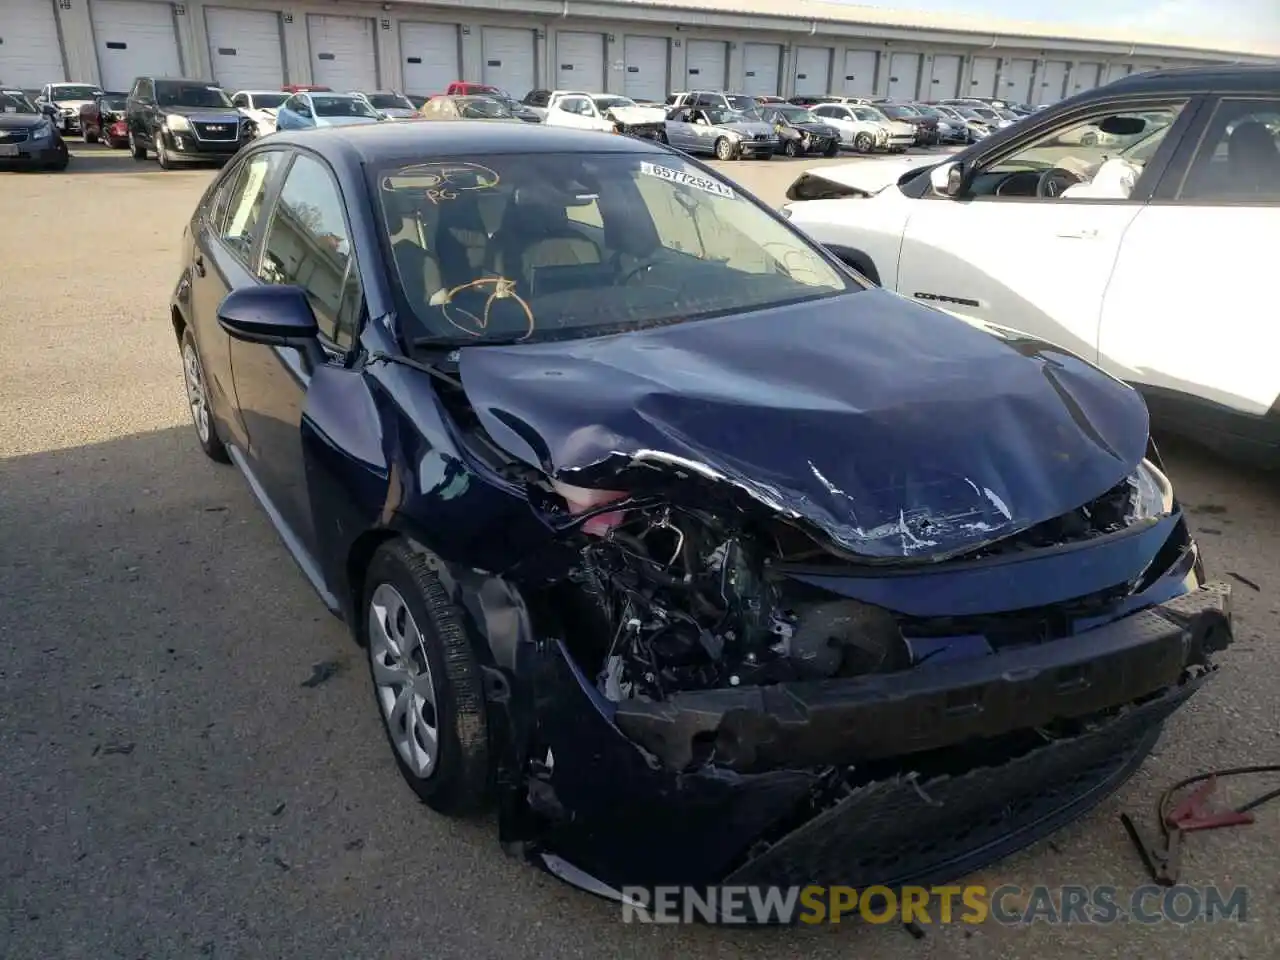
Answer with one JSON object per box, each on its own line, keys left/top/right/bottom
{"left": 60, "top": 141, "right": 225, "bottom": 175}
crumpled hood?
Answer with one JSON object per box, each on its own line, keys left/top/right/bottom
{"left": 455, "top": 289, "right": 1150, "bottom": 561}
{"left": 794, "top": 155, "right": 939, "bottom": 195}
{"left": 720, "top": 120, "right": 775, "bottom": 137}
{"left": 605, "top": 105, "right": 667, "bottom": 125}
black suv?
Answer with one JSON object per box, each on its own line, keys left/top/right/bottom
{"left": 125, "top": 77, "right": 252, "bottom": 169}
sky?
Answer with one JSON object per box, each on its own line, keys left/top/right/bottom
{"left": 848, "top": 0, "right": 1280, "bottom": 49}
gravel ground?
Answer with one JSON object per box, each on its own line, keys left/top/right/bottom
{"left": 1, "top": 142, "right": 1276, "bottom": 960}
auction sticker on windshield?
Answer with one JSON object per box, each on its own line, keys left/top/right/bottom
{"left": 639, "top": 161, "right": 735, "bottom": 199}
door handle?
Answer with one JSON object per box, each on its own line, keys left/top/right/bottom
{"left": 1056, "top": 227, "right": 1099, "bottom": 239}
{"left": 193, "top": 255, "right": 206, "bottom": 278}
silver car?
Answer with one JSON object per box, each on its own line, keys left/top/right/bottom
{"left": 663, "top": 105, "right": 778, "bottom": 160}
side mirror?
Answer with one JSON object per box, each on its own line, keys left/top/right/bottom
{"left": 217, "top": 285, "right": 319, "bottom": 347}
{"left": 930, "top": 162, "right": 965, "bottom": 198}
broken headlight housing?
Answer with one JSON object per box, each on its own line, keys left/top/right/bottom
{"left": 1127, "top": 458, "right": 1174, "bottom": 523}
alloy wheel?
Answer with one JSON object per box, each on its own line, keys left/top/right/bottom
{"left": 368, "top": 583, "right": 440, "bottom": 779}
{"left": 182, "top": 341, "right": 211, "bottom": 444}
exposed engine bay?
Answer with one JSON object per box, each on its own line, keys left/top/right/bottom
{"left": 546, "top": 462, "right": 1174, "bottom": 705}
{"left": 569, "top": 507, "right": 907, "bottom": 702}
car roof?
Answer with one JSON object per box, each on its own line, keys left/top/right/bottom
{"left": 264, "top": 121, "right": 670, "bottom": 165}
{"left": 1100, "top": 63, "right": 1280, "bottom": 96}
{"left": 150, "top": 77, "right": 218, "bottom": 86}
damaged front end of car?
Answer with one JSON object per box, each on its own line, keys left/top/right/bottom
{"left": 411, "top": 292, "right": 1233, "bottom": 906}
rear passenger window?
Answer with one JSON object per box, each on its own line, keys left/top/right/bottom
{"left": 259, "top": 153, "right": 362, "bottom": 348}
{"left": 214, "top": 150, "right": 283, "bottom": 262}
{"left": 1179, "top": 98, "right": 1280, "bottom": 202}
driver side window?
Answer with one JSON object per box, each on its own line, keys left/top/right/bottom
{"left": 978, "top": 103, "right": 1186, "bottom": 202}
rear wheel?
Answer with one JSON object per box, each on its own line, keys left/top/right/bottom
{"left": 854, "top": 132, "right": 874, "bottom": 153}
{"left": 180, "top": 328, "right": 230, "bottom": 463}
{"left": 363, "top": 541, "right": 492, "bottom": 816}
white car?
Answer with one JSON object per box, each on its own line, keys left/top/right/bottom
{"left": 542, "top": 91, "right": 667, "bottom": 137}
{"left": 783, "top": 67, "right": 1280, "bottom": 462}
{"left": 231, "top": 90, "right": 288, "bottom": 135}
{"left": 809, "top": 102, "right": 916, "bottom": 153}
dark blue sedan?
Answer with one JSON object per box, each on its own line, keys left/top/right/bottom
{"left": 170, "top": 121, "right": 1232, "bottom": 911}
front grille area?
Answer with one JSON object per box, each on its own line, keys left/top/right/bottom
{"left": 753, "top": 133, "right": 767, "bottom": 141}
{"left": 0, "top": 130, "right": 30, "bottom": 143}
{"left": 192, "top": 121, "right": 237, "bottom": 141}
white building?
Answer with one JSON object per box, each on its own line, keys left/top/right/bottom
{"left": 2, "top": 0, "right": 1277, "bottom": 103}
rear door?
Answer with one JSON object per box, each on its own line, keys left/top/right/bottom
{"left": 1098, "top": 95, "right": 1280, "bottom": 417}
{"left": 229, "top": 149, "right": 365, "bottom": 555}
{"left": 189, "top": 147, "right": 289, "bottom": 451}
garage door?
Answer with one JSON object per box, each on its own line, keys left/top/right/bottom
{"left": 1037, "top": 60, "right": 1069, "bottom": 104}
{"left": 1072, "top": 61, "right": 1103, "bottom": 94}
{"left": 205, "top": 8, "right": 284, "bottom": 91}
{"left": 885, "top": 52, "right": 920, "bottom": 100}
{"left": 1104, "top": 62, "right": 1131, "bottom": 85}
{"left": 792, "top": 46, "right": 830, "bottom": 97}
{"left": 841, "top": 49, "right": 878, "bottom": 97}
{"left": 481, "top": 27, "right": 535, "bottom": 96}
{"left": 741, "top": 42, "right": 780, "bottom": 97}
{"left": 400, "top": 22, "right": 458, "bottom": 97}
{"left": 0, "top": 0, "right": 66, "bottom": 89}
{"left": 926, "top": 54, "right": 962, "bottom": 99}
{"left": 623, "top": 34, "right": 666, "bottom": 102}
{"left": 91, "top": 1, "right": 182, "bottom": 93}
{"left": 1001, "top": 58, "right": 1035, "bottom": 103}
{"left": 968, "top": 56, "right": 998, "bottom": 97}
{"left": 556, "top": 31, "right": 604, "bottom": 91}
{"left": 308, "top": 15, "right": 377, "bottom": 91}
{"left": 684, "top": 39, "right": 726, "bottom": 88}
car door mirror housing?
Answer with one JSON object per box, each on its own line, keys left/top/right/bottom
{"left": 217, "top": 285, "right": 320, "bottom": 346}
{"left": 930, "top": 162, "right": 965, "bottom": 197}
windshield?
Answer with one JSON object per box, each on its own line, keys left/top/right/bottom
{"left": 458, "top": 97, "right": 513, "bottom": 119}
{"left": 997, "top": 110, "right": 1019, "bottom": 121}
{"left": 776, "top": 106, "right": 815, "bottom": 123}
{"left": 103, "top": 96, "right": 128, "bottom": 111}
{"left": 313, "top": 95, "right": 380, "bottom": 118}
{"left": 378, "top": 153, "right": 851, "bottom": 345}
{"left": 156, "top": 83, "right": 233, "bottom": 108}
{"left": 250, "top": 92, "right": 288, "bottom": 109}
{"left": 971, "top": 107, "right": 1000, "bottom": 121}
{"left": 724, "top": 94, "right": 756, "bottom": 111}
{"left": 367, "top": 93, "right": 414, "bottom": 110}
{"left": 593, "top": 96, "right": 637, "bottom": 111}
{"left": 51, "top": 84, "right": 101, "bottom": 101}
{"left": 706, "top": 106, "right": 761, "bottom": 124}
{"left": 853, "top": 107, "right": 887, "bottom": 122}
{"left": 913, "top": 105, "right": 941, "bottom": 117}
{"left": 879, "top": 105, "right": 912, "bottom": 118}
{"left": 0, "top": 91, "right": 37, "bottom": 114}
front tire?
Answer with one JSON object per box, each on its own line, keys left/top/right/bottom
{"left": 823, "top": 141, "right": 839, "bottom": 157}
{"left": 129, "top": 130, "right": 147, "bottom": 160}
{"left": 363, "top": 541, "right": 492, "bottom": 817}
{"left": 714, "top": 136, "right": 737, "bottom": 161}
{"left": 155, "top": 134, "right": 171, "bottom": 169}
{"left": 83, "top": 127, "right": 99, "bottom": 144}
{"left": 180, "top": 328, "right": 230, "bottom": 463}
{"left": 854, "top": 132, "right": 874, "bottom": 153}
{"left": 783, "top": 138, "right": 800, "bottom": 158}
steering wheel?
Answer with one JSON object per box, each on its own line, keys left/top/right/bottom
{"left": 1036, "top": 166, "right": 1085, "bottom": 198}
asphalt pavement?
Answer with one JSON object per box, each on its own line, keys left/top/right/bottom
{"left": 1, "top": 142, "right": 1277, "bottom": 959}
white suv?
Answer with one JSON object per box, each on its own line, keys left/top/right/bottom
{"left": 784, "top": 66, "right": 1280, "bottom": 462}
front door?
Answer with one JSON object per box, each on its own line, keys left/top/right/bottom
{"left": 229, "top": 149, "right": 364, "bottom": 555}
{"left": 895, "top": 98, "right": 1192, "bottom": 362}
{"left": 1099, "top": 95, "right": 1280, "bottom": 418}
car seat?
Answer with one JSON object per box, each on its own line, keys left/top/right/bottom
{"left": 489, "top": 195, "right": 603, "bottom": 294}
{"left": 1226, "top": 121, "right": 1280, "bottom": 194}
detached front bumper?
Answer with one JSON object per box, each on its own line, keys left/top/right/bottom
{"left": 738, "top": 138, "right": 779, "bottom": 157}
{"left": 524, "top": 582, "right": 1232, "bottom": 895}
